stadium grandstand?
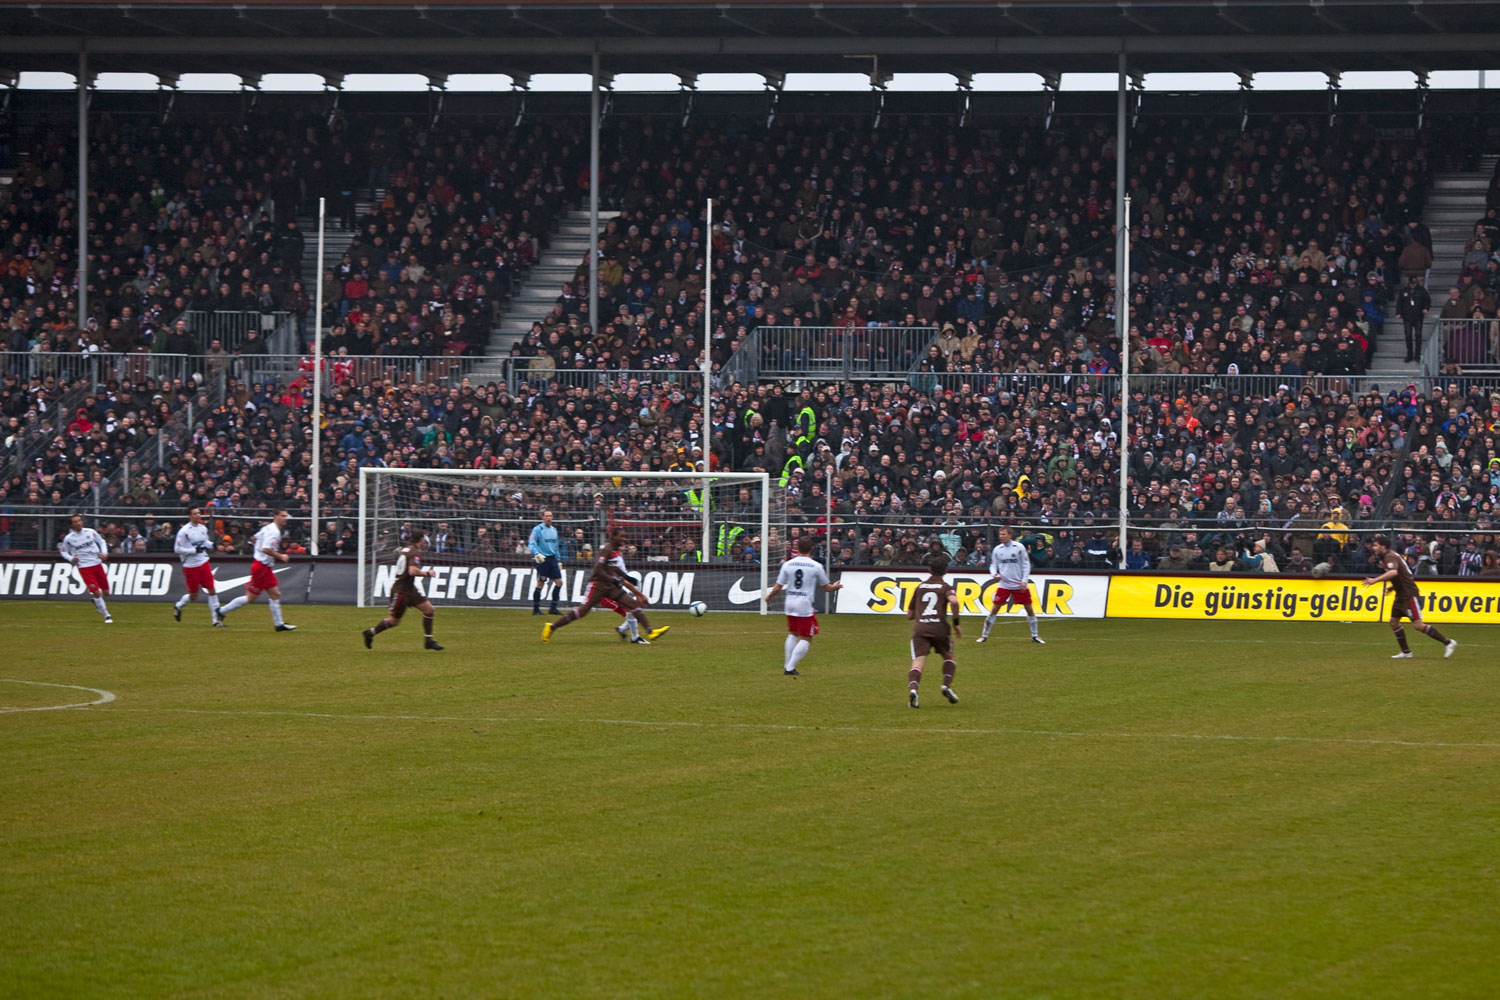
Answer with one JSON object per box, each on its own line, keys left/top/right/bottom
{"left": 3, "top": 0, "right": 1500, "bottom": 581}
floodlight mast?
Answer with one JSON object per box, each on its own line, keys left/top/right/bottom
{"left": 1115, "top": 50, "right": 1130, "bottom": 568}
{"left": 702, "top": 196, "right": 713, "bottom": 566}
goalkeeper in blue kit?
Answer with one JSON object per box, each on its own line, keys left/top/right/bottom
{"left": 529, "top": 509, "right": 563, "bottom": 615}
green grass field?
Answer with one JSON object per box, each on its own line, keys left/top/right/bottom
{"left": 2, "top": 603, "right": 1498, "bottom": 999}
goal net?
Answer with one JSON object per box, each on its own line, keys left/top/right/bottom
{"left": 357, "top": 469, "right": 781, "bottom": 612}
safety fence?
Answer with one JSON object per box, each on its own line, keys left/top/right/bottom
{"left": 1436, "top": 316, "right": 1500, "bottom": 372}
{"left": 722, "top": 325, "right": 940, "bottom": 384}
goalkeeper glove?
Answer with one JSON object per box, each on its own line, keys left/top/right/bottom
{"left": 533, "top": 553, "right": 547, "bottom": 564}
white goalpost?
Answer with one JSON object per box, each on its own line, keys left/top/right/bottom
{"left": 357, "top": 469, "right": 779, "bottom": 613}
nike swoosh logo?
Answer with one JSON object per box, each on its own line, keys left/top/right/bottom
{"left": 726, "top": 577, "right": 762, "bottom": 605}
{"left": 217, "top": 565, "right": 292, "bottom": 592}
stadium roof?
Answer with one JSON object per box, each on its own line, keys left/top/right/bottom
{"left": 3, "top": 0, "right": 1500, "bottom": 80}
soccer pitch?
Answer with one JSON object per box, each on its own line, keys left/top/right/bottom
{"left": 3, "top": 605, "right": 1497, "bottom": 999}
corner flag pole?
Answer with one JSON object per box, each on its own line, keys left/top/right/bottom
{"left": 701, "top": 196, "right": 713, "bottom": 564}
{"left": 307, "top": 196, "right": 326, "bottom": 602}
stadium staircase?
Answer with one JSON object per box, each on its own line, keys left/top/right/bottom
{"left": 477, "top": 208, "right": 621, "bottom": 377}
{"left": 1373, "top": 155, "right": 1498, "bottom": 374}
{"left": 293, "top": 197, "right": 379, "bottom": 305}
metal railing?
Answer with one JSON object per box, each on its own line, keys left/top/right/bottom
{"left": 1435, "top": 315, "right": 1500, "bottom": 372}
{"left": 724, "top": 324, "right": 940, "bottom": 383}
{"left": 177, "top": 310, "right": 295, "bottom": 353}
{"left": 6, "top": 505, "right": 1498, "bottom": 579}
{"left": 799, "top": 516, "right": 1500, "bottom": 575}
{"left": 507, "top": 366, "right": 704, "bottom": 393}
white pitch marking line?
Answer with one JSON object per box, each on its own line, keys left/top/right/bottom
{"left": 89, "top": 706, "right": 1500, "bottom": 750}
{"left": 0, "top": 679, "right": 117, "bottom": 713}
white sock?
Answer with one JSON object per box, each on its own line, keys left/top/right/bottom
{"left": 981, "top": 612, "right": 997, "bottom": 638}
{"left": 788, "top": 639, "right": 811, "bottom": 672}
{"left": 175, "top": 594, "right": 190, "bottom": 610}
{"left": 268, "top": 599, "right": 285, "bottom": 627}
{"left": 783, "top": 633, "right": 798, "bottom": 670}
{"left": 1027, "top": 613, "right": 1039, "bottom": 638}
{"left": 220, "top": 595, "right": 249, "bottom": 615}
{"left": 625, "top": 613, "right": 639, "bottom": 639}
{"left": 207, "top": 594, "right": 220, "bottom": 614}
{"left": 93, "top": 596, "right": 109, "bottom": 617}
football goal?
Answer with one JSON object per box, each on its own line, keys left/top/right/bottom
{"left": 357, "top": 469, "right": 779, "bottom": 612}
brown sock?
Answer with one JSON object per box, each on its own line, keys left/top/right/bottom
{"left": 634, "top": 611, "right": 651, "bottom": 631}
{"left": 942, "top": 660, "right": 956, "bottom": 686}
{"left": 552, "top": 609, "right": 580, "bottom": 630}
{"left": 1424, "top": 626, "right": 1449, "bottom": 644}
{"left": 908, "top": 668, "right": 922, "bottom": 691}
{"left": 1394, "top": 627, "right": 1411, "bottom": 653}
{"left": 422, "top": 615, "right": 434, "bottom": 637}
{"left": 372, "top": 620, "right": 393, "bottom": 635}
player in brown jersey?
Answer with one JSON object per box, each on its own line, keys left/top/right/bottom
{"left": 363, "top": 528, "right": 444, "bottom": 651}
{"left": 906, "top": 552, "right": 962, "bottom": 708}
{"left": 541, "top": 528, "right": 658, "bottom": 644}
{"left": 1362, "top": 534, "right": 1458, "bottom": 659}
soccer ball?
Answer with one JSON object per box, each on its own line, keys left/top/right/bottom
{"left": 688, "top": 601, "right": 708, "bottom": 617}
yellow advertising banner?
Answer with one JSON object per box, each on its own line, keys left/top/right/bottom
{"left": 1106, "top": 576, "right": 1384, "bottom": 622}
{"left": 1385, "top": 580, "right": 1500, "bottom": 625}
{"left": 1106, "top": 575, "right": 1500, "bottom": 624}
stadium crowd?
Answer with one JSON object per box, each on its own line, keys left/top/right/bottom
{"left": 4, "top": 109, "right": 1500, "bottom": 575}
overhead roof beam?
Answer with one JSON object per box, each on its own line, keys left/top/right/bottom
{"left": 717, "top": 5, "right": 767, "bottom": 36}
{"left": 999, "top": 4, "right": 1044, "bottom": 36}
{"left": 414, "top": 6, "right": 473, "bottom": 37}
{"left": 8, "top": 33, "right": 1500, "bottom": 59}
{"left": 1117, "top": 2, "right": 1159, "bottom": 35}
{"left": 117, "top": 5, "right": 184, "bottom": 36}
{"left": 28, "top": 3, "right": 84, "bottom": 33}
{"left": 1310, "top": 1, "right": 1348, "bottom": 35}
{"left": 602, "top": 6, "right": 655, "bottom": 36}
{"left": 1409, "top": 1, "right": 1445, "bottom": 33}
{"left": 234, "top": 5, "right": 294, "bottom": 36}
{"left": 322, "top": 5, "right": 383, "bottom": 37}
{"left": 903, "top": 4, "right": 951, "bottom": 36}
{"left": 507, "top": 5, "right": 561, "bottom": 37}
{"left": 1215, "top": 1, "right": 1253, "bottom": 34}
{"left": 809, "top": 4, "right": 859, "bottom": 36}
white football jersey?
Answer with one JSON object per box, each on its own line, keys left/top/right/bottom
{"left": 777, "top": 555, "right": 827, "bottom": 618}
{"left": 60, "top": 528, "right": 107, "bottom": 568}
{"left": 174, "top": 522, "right": 213, "bottom": 568}
{"left": 252, "top": 523, "right": 283, "bottom": 567}
{"left": 989, "top": 540, "right": 1031, "bottom": 590}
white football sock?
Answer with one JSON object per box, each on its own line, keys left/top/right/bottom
{"left": 783, "top": 633, "right": 798, "bottom": 670}
{"left": 220, "top": 595, "right": 249, "bottom": 614}
{"left": 625, "top": 612, "right": 639, "bottom": 639}
{"left": 93, "top": 596, "right": 109, "bottom": 617}
{"left": 1027, "top": 613, "right": 1039, "bottom": 638}
{"left": 175, "top": 594, "right": 190, "bottom": 610}
{"left": 981, "top": 612, "right": 997, "bottom": 638}
{"left": 788, "top": 639, "right": 811, "bottom": 672}
{"left": 207, "top": 594, "right": 220, "bottom": 613}
{"left": 268, "top": 599, "right": 285, "bottom": 627}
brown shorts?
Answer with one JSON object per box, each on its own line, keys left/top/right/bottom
{"left": 910, "top": 627, "right": 952, "bottom": 660}
{"left": 388, "top": 587, "right": 423, "bottom": 620}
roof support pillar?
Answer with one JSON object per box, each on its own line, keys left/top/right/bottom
{"left": 588, "top": 49, "right": 600, "bottom": 344}
{"left": 77, "top": 48, "right": 88, "bottom": 328}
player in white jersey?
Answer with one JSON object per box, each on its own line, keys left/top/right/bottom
{"left": 763, "top": 535, "right": 842, "bottom": 676}
{"left": 977, "top": 524, "right": 1044, "bottom": 644}
{"left": 172, "top": 507, "right": 222, "bottom": 625}
{"left": 59, "top": 513, "right": 112, "bottom": 622}
{"left": 215, "top": 509, "right": 297, "bottom": 631}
